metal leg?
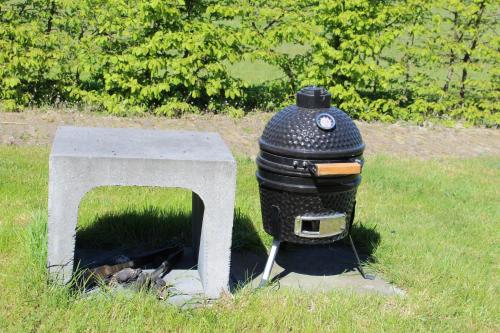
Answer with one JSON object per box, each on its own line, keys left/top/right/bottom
{"left": 259, "top": 239, "right": 281, "bottom": 287}
{"left": 348, "top": 235, "right": 375, "bottom": 280}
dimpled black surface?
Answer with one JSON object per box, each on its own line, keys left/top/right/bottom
{"left": 259, "top": 105, "right": 364, "bottom": 158}
{"left": 259, "top": 185, "right": 357, "bottom": 244}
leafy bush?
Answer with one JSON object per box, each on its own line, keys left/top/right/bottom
{"left": 0, "top": 0, "right": 72, "bottom": 110}
{"left": 0, "top": 0, "right": 498, "bottom": 125}
{"left": 395, "top": 0, "right": 500, "bottom": 126}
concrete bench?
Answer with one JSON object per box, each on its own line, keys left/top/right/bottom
{"left": 47, "top": 126, "right": 236, "bottom": 298}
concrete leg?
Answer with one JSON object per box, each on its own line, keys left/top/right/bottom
{"left": 191, "top": 192, "right": 204, "bottom": 261}
{"left": 196, "top": 193, "right": 235, "bottom": 298}
{"left": 47, "top": 169, "right": 88, "bottom": 284}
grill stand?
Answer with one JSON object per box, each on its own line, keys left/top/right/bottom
{"left": 259, "top": 235, "right": 374, "bottom": 287}
{"left": 259, "top": 239, "right": 281, "bottom": 287}
{"left": 348, "top": 234, "right": 375, "bottom": 280}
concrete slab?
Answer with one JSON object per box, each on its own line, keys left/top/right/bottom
{"left": 48, "top": 126, "right": 236, "bottom": 299}
{"left": 230, "top": 243, "right": 405, "bottom": 296}
{"left": 76, "top": 242, "right": 403, "bottom": 308}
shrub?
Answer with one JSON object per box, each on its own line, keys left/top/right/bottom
{"left": 0, "top": 0, "right": 498, "bottom": 125}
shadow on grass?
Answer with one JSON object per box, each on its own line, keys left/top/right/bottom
{"left": 267, "top": 222, "right": 381, "bottom": 281}
{"left": 228, "top": 220, "right": 381, "bottom": 289}
{"left": 73, "top": 206, "right": 266, "bottom": 272}
{"left": 76, "top": 206, "right": 191, "bottom": 252}
{"left": 73, "top": 205, "right": 380, "bottom": 289}
{"left": 344, "top": 220, "right": 381, "bottom": 256}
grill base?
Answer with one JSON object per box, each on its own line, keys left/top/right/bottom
{"left": 259, "top": 185, "right": 357, "bottom": 244}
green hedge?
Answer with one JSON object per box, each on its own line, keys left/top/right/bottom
{"left": 1, "top": 0, "right": 498, "bottom": 126}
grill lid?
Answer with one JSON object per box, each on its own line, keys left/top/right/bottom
{"left": 259, "top": 86, "right": 365, "bottom": 158}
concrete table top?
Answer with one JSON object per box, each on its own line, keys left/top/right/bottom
{"left": 51, "top": 126, "right": 235, "bottom": 162}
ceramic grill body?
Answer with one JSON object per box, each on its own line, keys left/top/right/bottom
{"left": 256, "top": 87, "right": 365, "bottom": 244}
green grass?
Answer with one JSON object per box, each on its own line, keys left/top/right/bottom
{"left": 226, "top": 43, "right": 309, "bottom": 85}
{"left": 0, "top": 146, "right": 499, "bottom": 332}
{"left": 227, "top": 59, "right": 286, "bottom": 85}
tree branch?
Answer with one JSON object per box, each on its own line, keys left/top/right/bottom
{"left": 460, "top": 0, "right": 487, "bottom": 99}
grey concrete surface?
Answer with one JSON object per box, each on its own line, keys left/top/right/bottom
{"left": 77, "top": 243, "right": 403, "bottom": 307}
{"left": 47, "top": 126, "right": 236, "bottom": 299}
{"left": 231, "top": 243, "right": 405, "bottom": 296}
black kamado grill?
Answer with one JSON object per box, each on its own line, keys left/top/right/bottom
{"left": 256, "top": 86, "right": 373, "bottom": 285}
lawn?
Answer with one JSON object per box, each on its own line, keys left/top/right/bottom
{"left": 0, "top": 146, "right": 498, "bottom": 332}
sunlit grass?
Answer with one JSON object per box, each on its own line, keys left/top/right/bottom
{"left": 0, "top": 146, "right": 498, "bottom": 332}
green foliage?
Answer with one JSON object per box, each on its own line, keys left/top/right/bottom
{"left": 396, "top": 0, "right": 500, "bottom": 126}
{"left": 0, "top": 0, "right": 498, "bottom": 125}
{"left": 67, "top": 0, "right": 245, "bottom": 113}
{"left": 0, "top": 0, "right": 245, "bottom": 113}
{"left": 0, "top": 0, "right": 73, "bottom": 110}
{"left": 304, "top": 1, "right": 408, "bottom": 120}
{"left": 153, "top": 100, "right": 199, "bottom": 117}
{"left": 222, "top": 105, "right": 245, "bottom": 118}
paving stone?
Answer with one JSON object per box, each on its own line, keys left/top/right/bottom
{"left": 231, "top": 244, "right": 405, "bottom": 296}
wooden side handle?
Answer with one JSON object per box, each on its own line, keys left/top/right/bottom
{"left": 315, "top": 162, "right": 361, "bottom": 176}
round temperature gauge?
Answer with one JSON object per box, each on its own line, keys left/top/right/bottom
{"left": 315, "top": 113, "right": 336, "bottom": 131}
